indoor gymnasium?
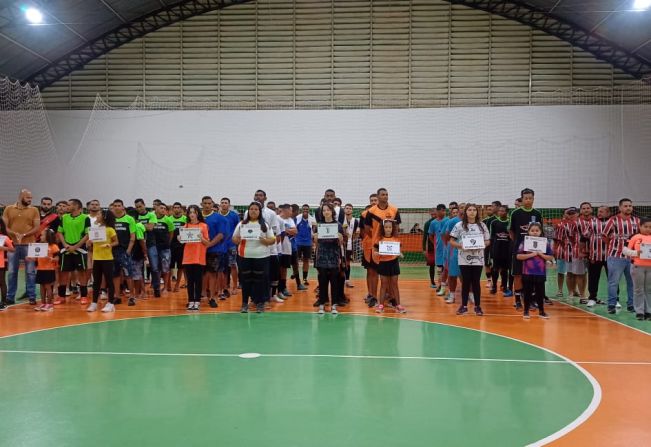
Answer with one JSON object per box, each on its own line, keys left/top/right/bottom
{"left": 0, "top": 1, "right": 650, "bottom": 446}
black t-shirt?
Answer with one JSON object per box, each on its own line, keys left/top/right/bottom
{"left": 153, "top": 219, "right": 172, "bottom": 250}
{"left": 508, "top": 208, "right": 544, "bottom": 253}
{"left": 490, "top": 218, "right": 511, "bottom": 260}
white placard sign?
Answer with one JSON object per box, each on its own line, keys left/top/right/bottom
{"left": 88, "top": 226, "right": 107, "bottom": 242}
{"left": 640, "top": 243, "right": 651, "bottom": 260}
{"left": 461, "top": 234, "right": 485, "bottom": 250}
{"left": 0, "top": 235, "right": 6, "bottom": 247}
{"left": 179, "top": 227, "right": 202, "bottom": 243}
{"left": 317, "top": 223, "right": 339, "bottom": 239}
{"left": 28, "top": 243, "right": 48, "bottom": 258}
{"left": 378, "top": 241, "right": 401, "bottom": 255}
{"left": 240, "top": 224, "right": 262, "bottom": 241}
{"left": 524, "top": 236, "right": 548, "bottom": 253}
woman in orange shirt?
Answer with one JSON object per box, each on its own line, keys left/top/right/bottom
{"left": 34, "top": 229, "right": 60, "bottom": 312}
{"left": 0, "top": 219, "right": 16, "bottom": 311}
{"left": 180, "top": 205, "right": 210, "bottom": 311}
{"left": 373, "top": 220, "right": 406, "bottom": 314}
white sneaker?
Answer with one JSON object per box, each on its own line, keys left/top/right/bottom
{"left": 193, "top": 302, "right": 200, "bottom": 311}
{"left": 86, "top": 302, "right": 98, "bottom": 312}
{"left": 586, "top": 299, "right": 596, "bottom": 307}
{"left": 469, "top": 293, "right": 475, "bottom": 304}
{"left": 436, "top": 288, "right": 446, "bottom": 296}
{"left": 615, "top": 302, "right": 622, "bottom": 309}
{"left": 331, "top": 304, "right": 338, "bottom": 315}
{"left": 445, "top": 293, "right": 455, "bottom": 304}
{"left": 101, "top": 303, "right": 115, "bottom": 313}
{"left": 100, "top": 291, "right": 108, "bottom": 301}
{"left": 276, "top": 292, "right": 286, "bottom": 299}
{"left": 318, "top": 305, "right": 325, "bottom": 315}
{"left": 272, "top": 295, "right": 285, "bottom": 303}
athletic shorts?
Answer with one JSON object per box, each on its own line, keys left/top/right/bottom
{"left": 291, "top": 250, "right": 298, "bottom": 266}
{"left": 206, "top": 252, "right": 229, "bottom": 274}
{"left": 511, "top": 254, "right": 523, "bottom": 276}
{"left": 556, "top": 259, "right": 568, "bottom": 275}
{"left": 269, "top": 255, "right": 280, "bottom": 283}
{"left": 447, "top": 246, "right": 460, "bottom": 277}
{"left": 113, "top": 247, "right": 133, "bottom": 278}
{"left": 228, "top": 246, "right": 238, "bottom": 267}
{"left": 280, "top": 254, "right": 292, "bottom": 269}
{"left": 377, "top": 258, "right": 400, "bottom": 277}
{"left": 568, "top": 259, "right": 587, "bottom": 275}
{"left": 484, "top": 247, "right": 492, "bottom": 267}
{"left": 131, "top": 259, "right": 144, "bottom": 280}
{"left": 36, "top": 270, "right": 55, "bottom": 284}
{"left": 60, "top": 251, "right": 88, "bottom": 272}
{"left": 297, "top": 245, "right": 312, "bottom": 261}
{"left": 170, "top": 245, "right": 185, "bottom": 270}
{"left": 492, "top": 257, "right": 510, "bottom": 271}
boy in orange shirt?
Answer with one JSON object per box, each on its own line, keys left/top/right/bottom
{"left": 625, "top": 217, "right": 651, "bottom": 320}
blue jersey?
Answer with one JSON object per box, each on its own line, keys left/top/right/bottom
{"left": 221, "top": 210, "right": 240, "bottom": 249}
{"left": 428, "top": 217, "right": 449, "bottom": 265}
{"left": 295, "top": 215, "right": 315, "bottom": 247}
{"left": 205, "top": 213, "right": 229, "bottom": 254}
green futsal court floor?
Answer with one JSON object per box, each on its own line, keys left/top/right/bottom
{"left": 0, "top": 313, "right": 597, "bottom": 447}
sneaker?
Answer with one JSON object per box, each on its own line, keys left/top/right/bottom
{"left": 80, "top": 297, "right": 89, "bottom": 305}
{"left": 645, "top": 313, "right": 651, "bottom": 320}
{"left": 468, "top": 293, "right": 475, "bottom": 305}
{"left": 539, "top": 312, "right": 550, "bottom": 319}
{"left": 388, "top": 299, "right": 397, "bottom": 308}
{"left": 346, "top": 281, "right": 355, "bottom": 288}
{"left": 490, "top": 287, "right": 497, "bottom": 295}
{"left": 555, "top": 292, "right": 564, "bottom": 298}
{"left": 297, "top": 284, "right": 308, "bottom": 291}
{"left": 445, "top": 293, "right": 455, "bottom": 304}
{"left": 317, "top": 305, "right": 325, "bottom": 315}
{"left": 303, "top": 279, "right": 309, "bottom": 285}
{"left": 282, "top": 290, "right": 292, "bottom": 297}
{"left": 277, "top": 292, "right": 286, "bottom": 300}
{"left": 636, "top": 313, "right": 644, "bottom": 321}
{"left": 34, "top": 304, "right": 45, "bottom": 311}
{"left": 396, "top": 305, "right": 407, "bottom": 314}
{"left": 100, "top": 291, "right": 108, "bottom": 301}
{"left": 0, "top": 303, "right": 6, "bottom": 311}
{"left": 367, "top": 297, "right": 378, "bottom": 308}
{"left": 101, "top": 303, "right": 115, "bottom": 313}
{"left": 186, "top": 302, "right": 194, "bottom": 311}
{"left": 615, "top": 302, "right": 622, "bottom": 309}
{"left": 209, "top": 299, "right": 218, "bottom": 308}
{"left": 43, "top": 304, "right": 54, "bottom": 312}
{"left": 436, "top": 288, "right": 446, "bottom": 296}
{"left": 607, "top": 306, "right": 616, "bottom": 314}
{"left": 218, "top": 294, "right": 227, "bottom": 301}
{"left": 503, "top": 290, "right": 513, "bottom": 298}
{"left": 595, "top": 299, "right": 605, "bottom": 305}
{"left": 456, "top": 306, "right": 468, "bottom": 315}
{"left": 240, "top": 306, "right": 248, "bottom": 313}
{"left": 515, "top": 301, "right": 523, "bottom": 310}
{"left": 331, "top": 305, "right": 338, "bottom": 315}
{"left": 579, "top": 299, "right": 588, "bottom": 304}
{"left": 86, "top": 302, "right": 98, "bottom": 312}
{"left": 523, "top": 312, "right": 530, "bottom": 319}
{"left": 255, "top": 303, "right": 264, "bottom": 313}
{"left": 375, "top": 304, "right": 384, "bottom": 313}
{"left": 128, "top": 297, "right": 136, "bottom": 306}
{"left": 627, "top": 305, "right": 635, "bottom": 313}
{"left": 193, "top": 302, "right": 200, "bottom": 311}
{"left": 586, "top": 299, "right": 596, "bottom": 307}
{"left": 474, "top": 306, "right": 484, "bottom": 316}
{"left": 272, "top": 295, "right": 285, "bottom": 303}
{"left": 223, "top": 289, "right": 231, "bottom": 298}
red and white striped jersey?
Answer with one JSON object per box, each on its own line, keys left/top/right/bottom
{"left": 577, "top": 216, "right": 608, "bottom": 262}
{"left": 603, "top": 215, "right": 640, "bottom": 258}
{"left": 554, "top": 219, "right": 582, "bottom": 262}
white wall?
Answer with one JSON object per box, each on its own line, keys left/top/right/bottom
{"left": 3, "top": 105, "right": 649, "bottom": 208}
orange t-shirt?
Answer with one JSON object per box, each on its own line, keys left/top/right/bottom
{"left": 366, "top": 204, "right": 401, "bottom": 247}
{"left": 182, "top": 223, "right": 209, "bottom": 266}
{"left": 373, "top": 236, "right": 401, "bottom": 264}
{"left": 360, "top": 210, "right": 373, "bottom": 262}
{"left": 628, "top": 234, "right": 651, "bottom": 267}
{"left": 37, "top": 244, "right": 60, "bottom": 271}
{"left": 0, "top": 236, "right": 15, "bottom": 269}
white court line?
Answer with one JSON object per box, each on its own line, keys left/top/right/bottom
{"left": 554, "top": 299, "right": 651, "bottom": 337}
{"left": 0, "top": 349, "right": 649, "bottom": 366}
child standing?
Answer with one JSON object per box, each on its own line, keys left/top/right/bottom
{"left": 516, "top": 223, "right": 554, "bottom": 319}
{"left": 180, "top": 205, "right": 210, "bottom": 311}
{"left": 88, "top": 211, "right": 118, "bottom": 313}
{"left": 0, "top": 219, "right": 16, "bottom": 311}
{"left": 373, "top": 220, "right": 406, "bottom": 313}
{"left": 625, "top": 217, "right": 651, "bottom": 321}
{"left": 35, "top": 229, "right": 60, "bottom": 311}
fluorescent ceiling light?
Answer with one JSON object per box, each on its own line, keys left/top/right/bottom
{"left": 25, "top": 7, "right": 43, "bottom": 24}
{"left": 633, "top": 0, "right": 651, "bottom": 11}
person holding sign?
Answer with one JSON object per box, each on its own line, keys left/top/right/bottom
{"left": 232, "top": 202, "right": 276, "bottom": 313}
{"left": 33, "top": 229, "right": 59, "bottom": 312}
{"left": 0, "top": 219, "right": 16, "bottom": 311}
{"left": 372, "top": 220, "right": 406, "bottom": 314}
{"left": 87, "top": 211, "right": 118, "bottom": 313}
{"left": 180, "top": 205, "right": 210, "bottom": 311}
{"left": 314, "top": 203, "right": 344, "bottom": 315}
{"left": 56, "top": 199, "right": 91, "bottom": 306}
{"left": 624, "top": 217, "right": 651, "bottom": 320}
{"left": 449, "top": 204, "right": 490, "bottom": 316}
{"left": 516, "top": 223, "right": 554, "bottom": 319}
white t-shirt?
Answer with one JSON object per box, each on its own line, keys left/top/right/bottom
{"left": 343, "top": 216, "right": 358, "bottom": 251}
{"left": 280, "top": 217, "right": 296, "bottom": 255}
{"left": 450, "top": 222, "right": 490, "bottom": 266}
{"left": 233, "top": 221, "right": 275, "bottom": 259}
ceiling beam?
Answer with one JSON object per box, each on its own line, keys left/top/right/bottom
{"left": 98, "top": 0, "right": 127, "bottom": 23}
{"left": 0, "top": 31, "right": 52, "bottom": 63}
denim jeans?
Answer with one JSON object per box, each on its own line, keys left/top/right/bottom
{"left": 7, "top": 245, "right": 37, "bottom": 301}
{"left": 606, "top": 256, "right": 633, "bottom": 308}
{"left": 147, "top": 245, "right": 161, "bottom": 292}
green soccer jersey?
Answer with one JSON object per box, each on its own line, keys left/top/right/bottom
{"left": 58, "top": 213, "right": 90, "bottom": 245}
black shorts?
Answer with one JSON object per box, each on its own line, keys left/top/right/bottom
{"left": 36, "top": 270, "right": 56, "bottom": 284}
{"left": 377, "top": 258, "right": 400, "bottom": 277}
{"left": 269, "top": 255, "right": 280, "bottom": 283}
{"left": 297, "top": 245, "right": 312, "bottom": 261}
{"left": 484, "top": 247, "right": 492, "bottom": 267}
{"left": 493, "top": 257, "right": 510, "bottom": 270}
{"left": 511, "top": 254, "right": 523, "bottom": 276}
{"left": 170, "top": 245, "right": 185, "bottom": 270}
{"left": 60, "top": 251, "right": 88, "bottom": 272}
{"left": 206, "top": 252, "right": 229, "bottom": 273}
{"left": 291, "top": 251, "right": 297, "bottom": 266}
{"left": 280, "top": 254, "right": 292, "bottom": 269}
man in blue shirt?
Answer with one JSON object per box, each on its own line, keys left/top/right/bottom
{"left": 205, "top": 203, "right": 228, "bottom": 309}
{"left": 218, "top": 197, "right": 241, "bottom": 297}
{"left": 295, "top": 204, "right": 316, "bottom": 287}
